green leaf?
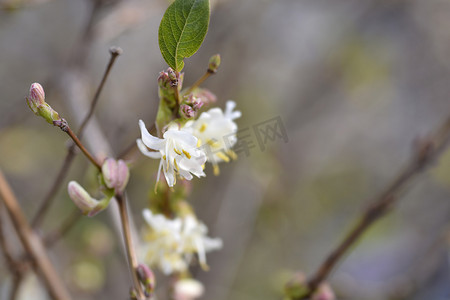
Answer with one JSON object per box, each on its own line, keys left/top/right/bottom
{"left": 159, "top": 0, "right": 210, "bottom": 71}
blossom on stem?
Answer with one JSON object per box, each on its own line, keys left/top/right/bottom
{"left": 137, "top": 120, "right": 206, "bottom": 187}
{"left": 142, "top": 209, "right": 222, "bottom": 275}
{"left": 184, "top": 100, "right": 241, "bottom": 175}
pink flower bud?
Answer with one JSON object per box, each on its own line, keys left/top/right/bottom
{"left": 137, "top": 264, "right": 155, "bottom": 297}
{"left": 102, "top": 158, "right": 130, "bottom": 192}
{"left": 312, "top": 283, "right": 335, "bottom": 300}
{"left": 192, "top": 88, "right": 217, "bottom": 106}
{"left": 180, "top": 104, "right": 195, "bottom": 119}
{"left": 26, "top": 83, "right": 61, "bottom": 124}
{"left": 27, "top": 83, "right": 46, "bottom": 114}
{"left": 68, "top": 181, "right": 98, "bottom": 215}
{"left": 167, "top": 67, "right": 178, "bottom": 85}
{"left": 158, "top": 70, "right": 171, "bottom": 87}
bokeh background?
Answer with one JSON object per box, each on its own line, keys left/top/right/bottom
{"left": 1, "top": 0, "right": 450, "bottom": 299}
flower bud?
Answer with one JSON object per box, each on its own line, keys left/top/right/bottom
{"left": 167, "top": 67, "right": 178, "bottom": 86}
{"left": 284, "top": 272, "right": 308, "bottom": 299}
{"left": 26, "top": 83, "right": 61, "bottom": 124}
{"left": 179, "top": 95, "right": 204, "bottom": 119}
{"left": 26, "top": 83, "right": 45, "bottom": 114}
{"left": 192, "top": 88, "right": 217, "bottom": 106}
{"left": 137, "top": 263, "right": 155, "bottom": 297}
{"left": 68, "top": 181, "right": 99, "bottom": 215}
{"left": 173, "top": 279, "right": 204, "bottom": 300}
{"left": 311, "top": 283, "right": 335, "bottom": 300}
{"left": 180, "top": 104, "right": 195, "bottom": 119}
{"left": 102, "top": 158, "right": 130, "bottom": 193}
{"left": 208, "top": 54, "right": 221, "bottom": 73}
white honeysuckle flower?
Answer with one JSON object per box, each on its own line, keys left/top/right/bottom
{"left": 142, "top": 209, "right": 222, "bottom": 275}
{"left": 184, "top": 100, "right": 241, "bottom": 175}
{"left": 173, "top": 279, "right": 205, "bottom": 300}
{"left": 137, "top": 120, "right": 207, "bottom": 187}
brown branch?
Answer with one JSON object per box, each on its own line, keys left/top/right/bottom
{"left": 61, "top": 123, "right": 102, "bottom": 170}
{"left": 0, "top": 201, "right": 19, "bottom": 274}
{"left": 0, "top": 169, "right": 72, "bottom": 300}
{"left": 298, "top": 116, "right": 450, "bottom": 299}
{"left": 116, "top": 193, "right": 146, "bottom": 299}
{"left": 77, "top": 46, "right": 123, "bottom": 138}
{"left": 184, "top": 69, "right": 215, "bottom": 96}
{"left": 31, "top": 47, "right": 122, "bottom": 228}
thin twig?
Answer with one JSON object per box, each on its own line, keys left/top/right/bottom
{"left": 184, "top": 69, "right": 214, "bottom": 96}
{"left": 1, "top": 202, "right": 28, "bottom": 300}
{"left": 116, "top": 193, "right": 146, "bottom": 299}
{"left": 298, "top": 116, "right": 450, "bottom": 299}
{"left": 77, "top": 47, "right": 123, "bottom": 138}
{"left": 64, "top": 124, "right": 102, "bottom": 170}
{"left": 31, "top": 48, "right": 122, "bottom": 228}
{"left": 0, "top": 201, "right": 18, "bottom": 273}
{"left": 0, "top": 169, "right": 72, "bottom": 300}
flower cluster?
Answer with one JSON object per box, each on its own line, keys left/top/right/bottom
{"left": 141, "top": 209, "right": 222, "bottom": 275}
{"left": 137, "top": 100, "right": 241, "bottom": 187}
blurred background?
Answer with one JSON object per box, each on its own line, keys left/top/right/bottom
{"left": 1, "top": 0, "right": 450, "bottom": 299}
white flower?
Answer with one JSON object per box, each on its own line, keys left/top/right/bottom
{"left": 184, "top": 100, "right": 241, "bottom": 175}
{"left": 137, "top": 120, "right": 207, "bottom": 187}
{"left": 173, "top": 279, "right": 204, "bottom": 300}
{"left": 142, "top": 209, "right": 222, "bottom": 275}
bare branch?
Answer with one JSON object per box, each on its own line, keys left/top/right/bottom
{"left": 299, "top": 116, "right": 450, "bottom": 299}
{"left": 0, "top": 169, "right": 72, "bottom": 300}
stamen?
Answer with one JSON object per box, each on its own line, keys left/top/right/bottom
{"left": 199, "top": 123, "right": 207, "bottom": 133}
{"left": 216, "top": 152, "right": 230, "bottom": 162}
{"left": 197, "top": 139, "right": 202, "bottom": 147}
{"left": 227, "top": 150, "right": 238, "bottom": 160}
{"left": 173, "top": 159, "right": 180, "bottom": 172}
{"left": 206, "top": 139, "right": 220, "bottom": 148}
{"left": 182, "top": 149, "right": 191, "bottom": 159}
{"left": 174, "top": 148, "right": 182, "bottom": 155}
{"left": 163, "top": 155, "right": 167, "bottom": 160}
{"left": 213, "top": 164, "right": 220, "bottom": 176}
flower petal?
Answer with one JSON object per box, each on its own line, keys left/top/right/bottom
{"left": 164, "top": 129, "right": 198, "bottom": 148}
{"left": 139, "top": 120, "right": 165, "bottom": 150}
{"left": 225, "top": 100, "right": 241, "bottom": 120}
{"left": 137, "top": 139, "right": 162, "bottom": 159}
